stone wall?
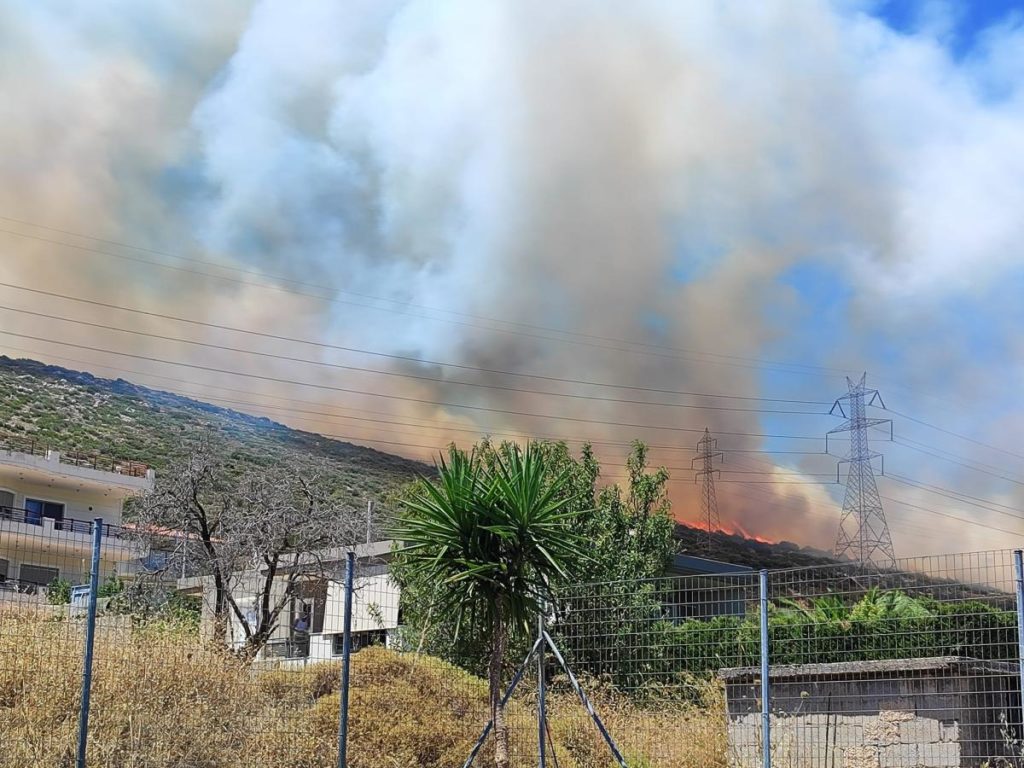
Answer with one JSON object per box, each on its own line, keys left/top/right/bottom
{"left": 728, "top": 709, "right": 961, "bottom": 768}
{"left": 720, "top": 657, "right": 1021, "bottom": 768}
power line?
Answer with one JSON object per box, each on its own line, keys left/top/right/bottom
{"left": 0, "top": 329, "right": 832, "bottom": 441}
{"left": 0, "top": 281, "right": 831, "bottom": 405}
{"left": 0, "top": 215, "right": 851, "bottom": 376}
{"left": 890, "top": 437, "right": 1024, "bottom": 486}
{"left": 880, "top": 495, "right": 1024, "bottom": 537}
{"left": 873, "top": 404, "right": 1024, "bottom": 462}
{"left": 0, "top": 304, "right": 829, "bottom": 416}
{"left": 0, "top": 341, "right": 833, "bottom": 459}
{"left": 885, "top": 474, "right": 1024, "bottom": 518}
{"left": 0, "top": 225, "right": 851, "bottom": 379}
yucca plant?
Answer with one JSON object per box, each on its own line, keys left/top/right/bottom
{"left": 393, "top": 441, "right": 588, "bottom": 768}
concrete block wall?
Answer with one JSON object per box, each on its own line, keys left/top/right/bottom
{"left": 728, "top": 710, "right": 962, "bottom": 768}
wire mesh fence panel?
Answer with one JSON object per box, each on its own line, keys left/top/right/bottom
{"left": 0, "top": 511, "right": 94, "bottom": 766}
{"left": 552, "top": 571, "right": 762, "bottom": 767}
{"left": 4, "top": 524, "right": 1024, "bottom": 768}
{"left": 757, "top": 550, "right": 1021, "bottom": 768}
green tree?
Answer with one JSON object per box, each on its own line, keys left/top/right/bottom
{"left": 392, "top": 441, "right": 586, "bottom": 768}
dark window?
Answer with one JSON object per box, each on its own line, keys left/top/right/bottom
{"left": 333, "top": 629, "right": 387, "bottom": 656}
{"left": 0, "top": 490, "right": 14, "bottom": 517}
{"left": 24, "top": 499, "right": 64, "bottom": 527}
{"left": 19, "top": 564, "right": 59, "bottom": 588}
{"left": 0, "top": 558, "right": 8, "bottom": 583}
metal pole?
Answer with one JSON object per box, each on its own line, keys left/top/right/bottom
{"left": 365, "top": 500, "right": 374, "bottom": 544}
{"left": 538, "top": 612, "right": 546, "bottom": 768}
{"left": 76, "top": 518, "right": 104, "bottom": 768}
{"left": 1013, "top": 551, "right": 1024, "bottom": 719}
{"left": 462, "top": 637, "right": 543, "bottom": 768}
{"left": 337, "top": 551, "right": 356, "bottom": 768}
{"left": 760, "top": 568, "right": 771, "bottom": 768}
{"left": 543, "top": 631, "right": 628, "bottom": 768}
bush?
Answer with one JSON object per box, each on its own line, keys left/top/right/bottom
{"left": 0, "top": 608, "right": 727, "bottom": 767}
{"left": 45, "top": 577, "right": 71, "bottom": 605}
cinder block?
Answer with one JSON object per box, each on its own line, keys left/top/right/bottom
{"left": 899, "top": 717, "right": 940, "bottom": 744}
{"left": 879, "top": 742, "right": 917, "bottom": 767}
{"left": 938, "top": 719, "right": 959, "bottom": 743}
{"left": 843, "top": 744, "right": 880, "bottom": 768}
{"left": 865, "top": 717, "right": 901, "bottom": 746}
{"left": 917, "top": 741, "right": 959, "bottom": 768}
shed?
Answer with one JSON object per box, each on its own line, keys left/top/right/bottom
{"left": 719, "top": 656, "right": 1021, "bottom": 768}
{"left": 663, "top": 554, "right": 753, "bottom": 620}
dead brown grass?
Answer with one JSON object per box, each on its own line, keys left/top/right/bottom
{"left": 0, "top": 609, "right": 726, "bottom": 767}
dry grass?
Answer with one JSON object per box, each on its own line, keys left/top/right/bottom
{"left": 0, "top": 609, "right": 726, "bottom": 767}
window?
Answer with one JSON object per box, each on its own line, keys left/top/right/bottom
{"left": 0, "top": 558, "right": 8, "bottom": 583}
{"left": 19, "top": 564, "right": 59, "bottom": 588}
{"left": 333, "top": 629, "right": 387, "bottom": 656}
{"left": 0, "top": 490, "right": 13, "bottom": 518}
{"left": 24, "top": 499, "right": 64, "bottom": 527}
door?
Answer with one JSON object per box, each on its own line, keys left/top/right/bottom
{"left": 24, "top": 499, "right": 65, "bottom": 527}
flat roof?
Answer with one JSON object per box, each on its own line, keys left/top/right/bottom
{"left": 719, "top": 656, "right": 1020, "bottom": 681}
{"left": 669, "top": 553, "right": 753, "bottom": 576}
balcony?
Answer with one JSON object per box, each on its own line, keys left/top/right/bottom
{"left": 0, "top": 506, "right": 138, "bottom": 560}
{"left": 0, "top": 434, "right": 154, "bottom": 491}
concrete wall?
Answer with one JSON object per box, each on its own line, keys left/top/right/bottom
{"left": 728, "top": 710, "right": 962, "bottom": 768}
{"left": 723, "top": 662, "right": 1021, "bottom": 768}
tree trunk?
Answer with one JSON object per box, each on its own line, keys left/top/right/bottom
{"left": 489, "top": 607, "right": 509, "bottom": 768}
{"left": 212, "top": 570, "right": 228, "bottom": 644}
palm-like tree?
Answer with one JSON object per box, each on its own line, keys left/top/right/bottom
{"left": 393, "top": 442, "right": 586, "bottom": 768}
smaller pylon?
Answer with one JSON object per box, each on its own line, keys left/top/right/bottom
{"left": 692, "top": 428, "right": 723, "bottom": 551}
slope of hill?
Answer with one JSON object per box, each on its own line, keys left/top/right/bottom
{"left": 0, "top": 355, "right": 430, "bottom": 511}
{"left": 0, "top": 354, "right": 842, "bottom": 569}
{"left": 674, "top": 522, "right": 839, "bottom": 570}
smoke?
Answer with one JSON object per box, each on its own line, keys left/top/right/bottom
{"left": 2, "top": 0, "right": 1023, "bottom": 556}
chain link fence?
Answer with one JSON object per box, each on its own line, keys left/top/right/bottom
{"left": 2, "top": 512, "right": 1023, "bottom": 768}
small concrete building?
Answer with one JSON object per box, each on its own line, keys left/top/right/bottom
{"left": 720, "top": 656, "right": 1022, "bottom": 768}
{"left": 0, "top": 443, "right": 154, "bottom": 600}
{"left": 664, "top": 553, "right": 754, "bottom": 620}
{"left": 178, "top": 540, "right": 401, "bottom": 665}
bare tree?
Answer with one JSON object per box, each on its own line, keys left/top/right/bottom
{"left": 132, "top": 443, "right": 362, "bottom": 658}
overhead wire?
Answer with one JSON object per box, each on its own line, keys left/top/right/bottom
{"left": 0, "top": 303, "right": 829, "bottom": 416}
{"left": 0, "top": 224, "right": 851, "bottom": 379}
{"left": 0, "top": 329, "right": 832, "bottom": 441}
{"left": 0, "top": 281, "right": 830, "bottom": 405}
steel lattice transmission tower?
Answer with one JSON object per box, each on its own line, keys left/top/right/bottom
{"left": 828, "top": 373, "right": 895, "bottom": 568}
{"left": 692, "top": 428, "right": 723, "bottom": 551}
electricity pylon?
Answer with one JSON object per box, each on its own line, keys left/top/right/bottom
{"left": 827, "top": 373, "right": 896, "bottom": 568}
{"left": 692, "top": 428, "right": 723, "bottom": 551}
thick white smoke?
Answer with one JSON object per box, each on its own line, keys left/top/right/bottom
{"left": 1, "top": 0, "right": 1023, "bottom": 554}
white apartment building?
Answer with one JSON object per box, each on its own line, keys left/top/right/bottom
{"left": 0, "top": 442, "right": 155, "bottom": 601}
{"left": 179, "top": 540, "right": 402, "bottom": 665}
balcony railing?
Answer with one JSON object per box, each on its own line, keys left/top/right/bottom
{"left": 0, "top": 506, "right": 125, "bottom": 539}
{"left": 0, "top": 434, "right": 150, "bottom": 478}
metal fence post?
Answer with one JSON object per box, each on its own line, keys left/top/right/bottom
{"left": 1013, "top": 551, "right": 1024, "bottom": 713}
{"left": 76, "top": 518, "right": 104, "bottom": 768}
{"left": 759, "top": 568, "right": 771, "bottom": 768}
{"left": 337, "top": 550, "right": 356, "bottom": 768}
{"left": 538, "top": 612, "right": 546, "bottom": 768}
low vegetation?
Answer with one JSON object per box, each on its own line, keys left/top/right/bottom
{"left": 558, "top": 587, "right": 1018, "bottom": 691}
{"left": 0, "top": 609, "right": 726, "bottom": 768}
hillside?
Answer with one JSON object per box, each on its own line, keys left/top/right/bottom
{"left": 0, "top": 355, "right": 430, "bottom": 513}
{"left": 0, "top": 354, "right": 842, "bottom": 569}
